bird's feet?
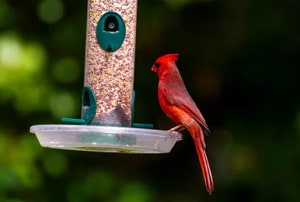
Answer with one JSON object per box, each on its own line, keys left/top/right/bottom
{"left": 168, "top": 124, "right": 185, "bottom": 132}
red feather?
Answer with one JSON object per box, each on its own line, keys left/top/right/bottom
{"left": 152, "top": 53, "right": 214, "bottom": 194}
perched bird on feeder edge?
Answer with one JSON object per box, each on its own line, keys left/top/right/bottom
{"left": 151, "top": 53, "right": 214, "bottom": 194}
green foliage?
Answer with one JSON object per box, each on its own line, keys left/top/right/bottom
{"left": 0, "top": 0, "right": 299, "bottom": 201}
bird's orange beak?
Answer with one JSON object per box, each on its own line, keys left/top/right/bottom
{"left": 151, "top": 65, "right": 158, "bottom": 72}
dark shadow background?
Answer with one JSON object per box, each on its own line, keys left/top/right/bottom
{"left": 0, "top": 0, "right": 299, "bottom": 201}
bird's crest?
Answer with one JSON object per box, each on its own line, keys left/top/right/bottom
{"left": 151, "top": 53, "right": 180, "bottom": 73}
{"left": 157, "top": 53, "right": 179, "bottom": 63}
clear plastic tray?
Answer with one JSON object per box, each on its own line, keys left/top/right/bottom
{"left": 30, "top": 124, "right": 182, "bottom": 153}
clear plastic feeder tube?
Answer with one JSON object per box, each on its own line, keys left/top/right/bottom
{"left": 85, "top": 0, "right": 138, "bottom": 126}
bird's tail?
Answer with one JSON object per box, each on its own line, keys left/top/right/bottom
{"left": 189, "top": 125, "right": 214, "bottom": 194}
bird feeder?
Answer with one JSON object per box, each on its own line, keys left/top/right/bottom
{"left": 30, "top": 0, "right": 181, "bottom": 153}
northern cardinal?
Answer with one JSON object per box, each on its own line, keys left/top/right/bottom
{"left": 151, "top": 53, "right": 214, "bottom": 194}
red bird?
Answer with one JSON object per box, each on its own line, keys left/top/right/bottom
{"left": 151, "top": 53, "right": 214, "bottom": 194}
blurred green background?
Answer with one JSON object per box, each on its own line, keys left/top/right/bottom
{"left": 0, "top": 0, "right": 299, "bottom": 201}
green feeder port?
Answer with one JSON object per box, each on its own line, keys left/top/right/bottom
{"left": 30, "top": 0, "right": 182, "bottom": 153}
{"left": 61, "top": 86, "right": 96, "bottom": 125}
{"left": 96, "top": 11, "right": 126, "bottom": 52}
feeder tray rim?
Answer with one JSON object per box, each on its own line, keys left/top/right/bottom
{"left": 30, "top": 124, "right": 182, "bottom": 139}
{"left": 30, "top": 124, "right": 182, "bottom": 154}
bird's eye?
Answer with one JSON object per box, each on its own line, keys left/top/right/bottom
{"left": 154, "top": 62, "right": 160, "bottom": 68}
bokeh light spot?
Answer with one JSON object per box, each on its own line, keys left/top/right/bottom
{"left": 0, "top": 33, "right": 22, "bottom": 69}
{"left": 37, "top": 0, "right": 64, "bottom": 24}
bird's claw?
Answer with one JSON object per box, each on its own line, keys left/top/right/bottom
{"left": 168, "top": 124, "right": 185, "bottom": 132}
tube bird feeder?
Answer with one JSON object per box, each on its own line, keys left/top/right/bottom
{"left": 30, "top": 0, "right": 181, "bottom": 153}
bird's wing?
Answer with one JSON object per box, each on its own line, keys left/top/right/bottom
{"left": 162, "top": 87, "right": 210, "bottom": 134}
